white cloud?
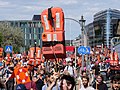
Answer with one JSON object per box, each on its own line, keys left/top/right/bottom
{"left": 22, "top": 6, "right": 44, "bottom": 12}
{"left": 59, "top": 0, "right": 78, "bottom": 5}
{"left": 0, "top": 0, "right": 17, "bottom": 8}
{"left": 82, "top": 2, "right": 89, "bottom": 6}
{"left": 0, "top": 1, "right": 10, "bottom": 7}
{"left": 0, "top": 0, "right": 120, "bottom": 39}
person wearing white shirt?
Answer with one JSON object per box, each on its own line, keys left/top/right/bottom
{"left": 79, "top": 76, "right": 94, "bottom": 90}
{"left": 64, "top": 61, "right": 76, "bottom": 77}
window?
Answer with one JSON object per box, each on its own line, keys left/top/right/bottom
{"left": 24, "top": 28, "right": 26, "bottom": 33}
{"left": 38, "top": 40, "right": 40, "bottom": 46}
{"left": 38, "top": 22, "right": 41, "bottom": 27}
{"left": 25, "top": 34, "right": 26, "bottom": 39}
{"left": 15, "top": 22, "right": 18, "bottom": 27}
{"left": 34, "top": 34, "right": 37, "bottom": 39}
{"left": 26, "top": 34, "right": 29, "bottom": 39}
{"left": 29, "top": 28, "right": 31, "bottom": 33}
{"left": 28, "top": 22, "right": 32, "bottom": 27}
{"left": 25, "top": 40, "right": 27, "bottom": 46}
{"left": 29, "top": 40, "right": 31, "bottom": 45}
{"left": 38, "top": 28, "right": 41, "bottom": 33}
{"left": 31, "top": 28, "right": 34, "bottom": 34}
{"left": 31, "top": 34, "right": 34, "bottom": 39}
{"left": 29, "top": 34, "right": 31, "bottom": 39}
{"left": 26, "top": 40, "right": 29, "bottom": 46}
{"left": 34, "top": 28, "right": 36, "bottom": 33}
{"left": 38, "top": 34, "right": 41, "bottom": 39}
{"left": 24, "top": 28, "right": 29, "bottom": 34}
{"left": 35, "top": 28, "right": 38, "bottom": 34}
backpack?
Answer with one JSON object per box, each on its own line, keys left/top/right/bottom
{"left": 16, "top": 84, "right": 27, "bottom": 90}
{"left": 101, "top": 64, "right": 106, "bottom": 69}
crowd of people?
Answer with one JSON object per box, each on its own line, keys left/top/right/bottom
{"left": 0, "top": 46, "right": 120, "bottom": 90}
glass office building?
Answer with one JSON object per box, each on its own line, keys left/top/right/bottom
{"left": 85, "top": 23, "right": 95, "bottom": 47}
{"left": 94, "top": 9, "right": 120, "bottom": 47}
{"left": 0, "top": 15, "right": 43, "bottom": 50}
{"left": 74, "top": 9, "right": 120, "bottom": 48}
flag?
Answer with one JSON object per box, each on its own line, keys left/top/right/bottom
{"left": 10, "top": 67, "right": 31, "bottom": 84}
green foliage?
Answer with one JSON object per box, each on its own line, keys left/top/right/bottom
{"left": 0, "top": 32, "right": 3, "bottom": 45}
{"left": 0, "top": 22, "right": 24, "bottom": 52}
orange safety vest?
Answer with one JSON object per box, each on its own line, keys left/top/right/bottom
{"left": 29, "top": 48, "right": 34, "bottom": 59}
{"left": 110, "top": 52, "right": 118, "bottom": 60}
{"left": 41, "top": 7, "right": 65, "bottom": 59}
{"left": 29, "top": 47, "right": 41, "bottom": 59}
{"left": 97, "top": 54, "right": 100, "bottom": 63}
{"left": 36, "top": 47, "right": 41, "bottom": 59}
{"left": 110, "top": 52, "right": 119, "bottom": 66}
{"left": 0, "top": 48, "right": 3, "bottom": 58}
{"left": 41, "top": 7, "right": 64, "bottom": 32}
{"left": 41, "top": 7, "right": 64, "bottom": 42}
{"left": 114, "top": 52, "right": 118, "bottom": 60}
{"left": 28, "top": 59, "right": 41, "bottom": 66}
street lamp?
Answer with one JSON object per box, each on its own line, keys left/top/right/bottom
{"left": 79, "top": 16, "right": 86, "bottom": 71}
{"left": 34, "top": 40, "right": 37, "bottom": 59}
{"left": 79, "top": 16, "right": 86, "bottom": 31}
{"left": 65, "top": 16, "right": 86, "bottom": 71}
{"left": 79, "top": 16, "right": 86, "bottom": 46}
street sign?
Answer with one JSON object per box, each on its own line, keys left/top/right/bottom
{"left": 86, "top": 46, "right": 91, "bottom": 54}
{"left": 5, "top": 46, "right": 13, "bottom": 53}
{"left": 78, "top": 46, "right": 86, "bottom": 55}
{"left": 77, "top": 46, "right": 90, "bottom": 55}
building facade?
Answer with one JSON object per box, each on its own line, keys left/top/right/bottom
{"left": 85, "top": 23, "right": 95, "bottom": 47}
{"left": 72, "top": 35, "right": 82, "bottom": 47}
{"left": 94, "top": 8, "right": 120, "bottom": 47}
{"left": 74, "top": 9, "right": 120, "bottom": 48}
{"left": 83, "top": 9, "right": 120, "bottom": 48}
{"left": 0, "top": 15, "right": 43, "bottom": 50}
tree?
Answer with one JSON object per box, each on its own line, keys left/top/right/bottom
{"left": 0, "top": 32, "right": 3, "bottom": 46}
{"left": 0, "top": 22, "right": 24, "bottom": 53}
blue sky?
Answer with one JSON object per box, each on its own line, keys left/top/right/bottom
{"left": 0, "top": 0, "right": 120, "bottom": 40}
